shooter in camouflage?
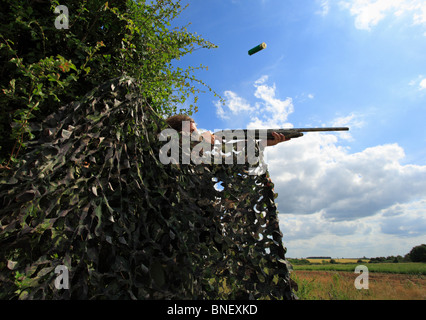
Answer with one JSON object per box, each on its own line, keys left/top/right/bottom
{"left": 165, "top": 114, "right": 290, "bottom": 147}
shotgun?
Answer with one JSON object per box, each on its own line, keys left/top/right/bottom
{"left": 214, "top": 127, "right": 349, "bottom": 140}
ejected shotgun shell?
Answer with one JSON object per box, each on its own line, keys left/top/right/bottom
{"left": 248, "top": 42, "right": 267, "bottom": 55}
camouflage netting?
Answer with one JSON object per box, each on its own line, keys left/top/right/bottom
{"left": 0, "top": 77, "right": 296, "bottom": 299}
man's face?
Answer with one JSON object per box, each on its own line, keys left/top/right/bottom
{"left": 190, "top": 121, "right": 197, "bottom": 133}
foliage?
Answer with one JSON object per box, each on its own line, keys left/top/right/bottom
{"left": 0, "top": 76, "right": 295, "bottom": 299}
{"left": 288, "top": 259, "right": 310, "bottom": 265}
{"left": 369, "top": 256, "right": 406, "bottom": 263}
{"left": 0, "top": 0, "right": 218, "bottom": 166}
{"left": 408, "top": 244, "right": 426, "bottom": 263}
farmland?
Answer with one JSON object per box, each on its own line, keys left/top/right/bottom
{"left": 288, "top": 260, "right": 426, "bottom": 300}
{"left": 292, "top": 262, "right": 426, "bottom": 275}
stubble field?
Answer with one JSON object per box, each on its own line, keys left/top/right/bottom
{"left": 290, "top": 261, "right": 426, "bottom": 300}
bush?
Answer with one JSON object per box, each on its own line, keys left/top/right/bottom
{"left": 288, "top": 259, "right": 311, "bottom": 265}
{"left": 0, "top": 0, "right": 217, "bottom": 166}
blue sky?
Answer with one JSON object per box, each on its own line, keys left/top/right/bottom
{"left": 172, "top": 0, "right": 426, "bottom": 258}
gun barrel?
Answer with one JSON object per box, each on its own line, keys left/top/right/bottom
{"left": 290, "top": 127, "right": 349, "bottom": 132}
{"left": 214, "top": 127, "right": 349, "bottom": 140}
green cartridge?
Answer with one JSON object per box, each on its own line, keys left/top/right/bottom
{"left": 248, "top": 42, "right": 267, "bottom": 55}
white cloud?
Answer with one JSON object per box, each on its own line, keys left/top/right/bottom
{"left": 413, "top": 3, "right": 426, "bottom": 25}
{"left": 215, "top": 104, "right": 228, "bottom": 120}
{"left": 269, "top": 138, "right": 426, "bottom": 222}
{"left": 316, "top": 0, "right": 330, "bottom": 16}
{"left": 340, "top": 0, "right": 426, "bottom": 32}
{"left": 331, "top": 113, "right": 365, "bottom": 141}
{"left": 379, "top": 200, "right": 426, "bottom": 237}
{"left": 409, "top": 75, "right": 426, "bottom": 91}
{"left": 215, "top": 91, "right": 253, "bottom": 120}
{"left": 280, "top": 204, "right": 426, "bottom": 257}
{"left": 215, "top": 75, "right": 294, "bottom": 127}
{"left": 419, "top": 78, "right": 426, "bottom": 90}
{"left": 252, "top": 75, "right": 294, "bottom": 126}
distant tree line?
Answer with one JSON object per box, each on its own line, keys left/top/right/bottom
{"left": 369, "top": 244, "right": 426, "bottom": 263}
{"left": 289, "top": 244, "right": 426, "bottom": 264}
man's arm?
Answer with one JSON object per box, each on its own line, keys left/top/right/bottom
{"left": 206, "top": 131, "right": 289, "bottom": 147}
{"left": 264, "top": 132, "right": 290, "bottom": 147}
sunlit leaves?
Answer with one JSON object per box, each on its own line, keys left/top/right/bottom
{"left": 0, "top": 0, "right": 218, "bottom": 165}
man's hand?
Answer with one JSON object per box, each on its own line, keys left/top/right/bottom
{"left": 266, "top": 132, "right": 290, "bottom": 146}
{"left": 201, "top": 131, "right": 220, "bottom": 145}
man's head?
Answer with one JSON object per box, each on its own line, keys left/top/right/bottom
{"left": 166, "top": 114, "right": 197, "bottom": 133}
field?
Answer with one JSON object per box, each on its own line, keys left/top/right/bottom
{"left": 293, "top": 262, "right": 426, "bottom": 275}
{"left": 289, "top": 262, "right": 426, "bottom": 300}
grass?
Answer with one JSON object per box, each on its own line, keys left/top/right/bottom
{"left": 291, "top": 270, "right": 426, "bottom": 300}
{"left": 289, "top": 262, "right": 426, "bottom": 299}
